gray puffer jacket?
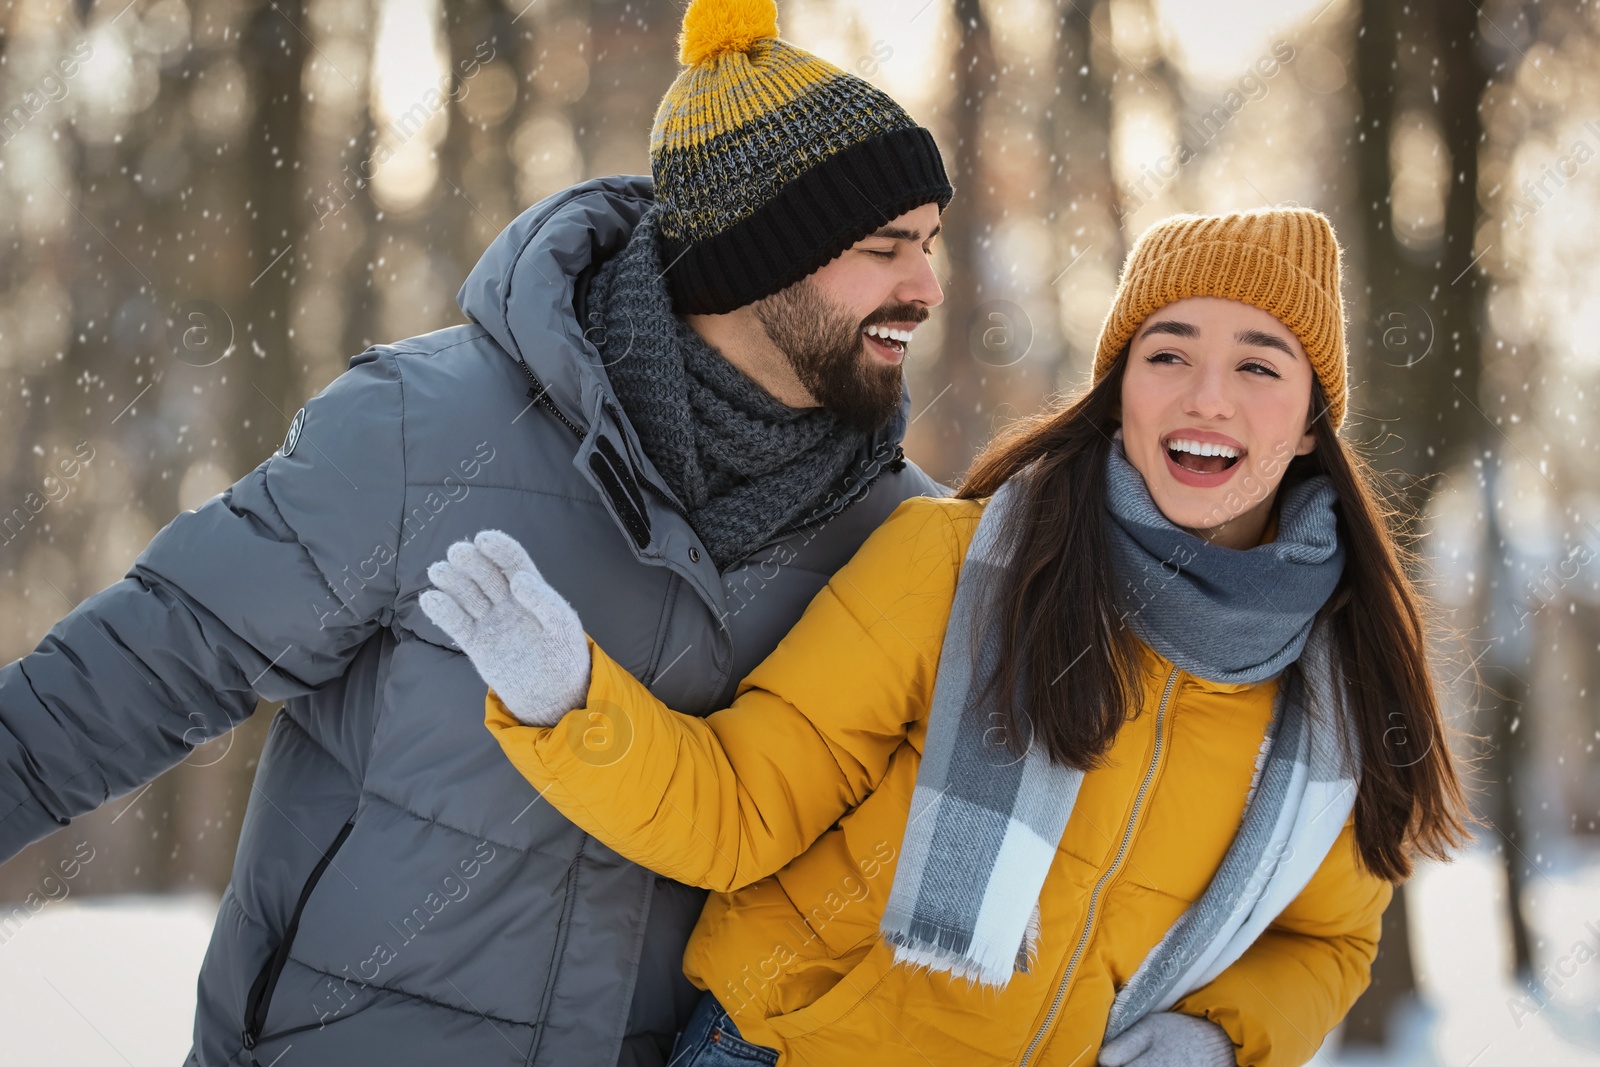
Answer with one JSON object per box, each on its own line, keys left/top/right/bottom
{"left": 0, "top": 175, "right": 945, "bottom": 1066}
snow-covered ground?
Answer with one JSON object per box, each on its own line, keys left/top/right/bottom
{"left": 1328, "top": 844, "right": 1600, "bottom": 1067}
{"left": 1, "top": 845, "right": 1597, "bottom": 1065}
{"left": 0, "top": 891, "right": 216, "bottom": 1065}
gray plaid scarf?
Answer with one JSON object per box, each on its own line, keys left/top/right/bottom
{"left": 880, "top": 451, "right": 1358, "bottom": 1044}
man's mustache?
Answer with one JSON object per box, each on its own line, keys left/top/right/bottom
{"left": 860, "top": 304, "right": 930, "bottom": 330}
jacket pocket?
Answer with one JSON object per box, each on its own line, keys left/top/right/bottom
{"left": 241, "top": 817, "right": 357, "bottom": 1052}
{"left": 763, "top": 936, "right": 898, "bottom": 1042}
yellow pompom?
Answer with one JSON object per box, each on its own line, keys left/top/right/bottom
{"left": 678, "top": 0, "right": 779, "bottom": 66}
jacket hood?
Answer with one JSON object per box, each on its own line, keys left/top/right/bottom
{"left": 457, "top": 174, "right": 653, "bottom": 427}
{"left": 456, "top": 175, "right": 913, "bottom": 485}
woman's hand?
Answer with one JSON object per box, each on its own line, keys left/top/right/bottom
{"left": 420, "top": 529, "right": 591, "bottom": 727}
{"left": 1097, "top": 1012, "right": 1236, "bottom": 1067}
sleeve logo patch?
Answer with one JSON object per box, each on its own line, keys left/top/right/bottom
{"left": 282, "top": 406, "right": 307, "bottom": 457}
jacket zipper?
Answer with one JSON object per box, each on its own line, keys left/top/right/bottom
{"left": 1016, "top": 666, "right": 1181, "bottom": 1067}
{"left": 517, "top": 357, "right": 586, "bottom": 441}
{"left": 526, "top": 839, "right": 588, "bottom": 1062}
{"left": 242, "top": 817, "right": 357, "bottom": 1052}
{"left": 639, "top": 465, "right": 693, "bottom": 525}
{"left": 517, "top": 357, "right": 697, "bottom": 527}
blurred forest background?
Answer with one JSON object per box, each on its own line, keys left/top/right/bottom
{"left": 1, "top": 0, "right": 1599, "bottom": 1061}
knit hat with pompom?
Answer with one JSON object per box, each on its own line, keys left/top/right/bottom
{"left": 650, "top": 0, "right": 953, "bottom": 314}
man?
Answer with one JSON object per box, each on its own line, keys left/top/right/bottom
{"left": 0, "top": 0, "right": 952, "bottom": 1063}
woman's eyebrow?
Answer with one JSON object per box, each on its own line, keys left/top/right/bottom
{"left": 1138, "top": 319, "right": 1200, "bottom": 340}
{"left": 1235, "top": 328, "right": 1297, "bottom": 358}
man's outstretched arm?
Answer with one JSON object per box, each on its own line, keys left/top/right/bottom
{"left": 0, "top": 347, "right": 407, "bottom": 859}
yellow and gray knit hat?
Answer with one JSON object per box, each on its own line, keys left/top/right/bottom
{"left": 651, "top": 0, "right": 954, "bottom": 314}
{"left": 1093, "top": 208, "right": 1351, "bottom": 429}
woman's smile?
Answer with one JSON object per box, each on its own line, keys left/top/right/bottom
{"left": 1161, "top": 428, "right": 1246, "bottom": 487}
{"left": 1171, "top": 441, "right": 1241, "bottom": 489}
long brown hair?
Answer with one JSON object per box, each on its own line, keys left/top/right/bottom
{"left": 956, "top": 349, "right": 1470, "bottom": 882}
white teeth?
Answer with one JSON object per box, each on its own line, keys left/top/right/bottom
{"left": 1166, "top": 437, "right": 1241, "bottom": 459}
{"left": 865, "top": 325, "right": 913, "bottom": 344}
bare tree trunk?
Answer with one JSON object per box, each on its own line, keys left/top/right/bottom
{"left": 927, "top": 0, "right": 997, "bottom": 486}
{"left": 244, "top": 0, "right": 308, "bottom": 421}
{"left": 1477, "top": 457, "right": 1539, "bottom": 974}
{"left": 1343, "top": 0, "right": 1503, "bottom": 1047}
{"left": 1342, "top": 4, "right": 1423, "bottom": 1041}
{"left": 579, "top": 0, "right": 681, "bottom": 177}
{"left": 340, "top": 102, "right": 385, "bottom": 356}
{"left": 1046, "top": 1, "right": 1124, "bottom": 366}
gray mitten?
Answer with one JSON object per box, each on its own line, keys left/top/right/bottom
{"left": 419, "top": 529, "right": 590, "bottom": 727}
{"left": 1097, "top": 1012, "right": 1236, "bottom": 1067}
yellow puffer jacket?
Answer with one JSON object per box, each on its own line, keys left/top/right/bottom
{"left": 487, "top": 495, "right": 1392, "bottom": 1066}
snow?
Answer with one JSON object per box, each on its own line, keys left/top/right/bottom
{"left": 0, "top": 850, "right": 1597, "bottom": 1065}
{"left": 0, "top": 893, "right": 216, "bottom": 1066}
{"left": 1324, "top": 844, "right": 1600, "bottom": 1066}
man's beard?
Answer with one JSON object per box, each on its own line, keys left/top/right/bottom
{"left": 752, "top": 278, "right": 924, "bottom": 433}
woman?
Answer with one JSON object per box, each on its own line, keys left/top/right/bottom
{"left": 421, "top": 209, "right": 1469, "bottom": 1067}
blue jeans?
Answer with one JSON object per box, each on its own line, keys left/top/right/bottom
{"left": 669, "top": 991, "right": 780, "bottom": 1066}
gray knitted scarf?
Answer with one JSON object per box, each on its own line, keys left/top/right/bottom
{"left": 881, "top": 442, "right": 1358, "bottom": 1047}
{"left": 1103, "top": 429, "right": 1345, "bottom": 682}
{"left": 587, "top": 207, "right": 867, "bottom": 569}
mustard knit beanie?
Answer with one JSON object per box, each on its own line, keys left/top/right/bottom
{"left": 650, "top": 0, "right": 954, "bottom": 314}
{"left": 1092, "top": 208, "right": 1350, "bottom": 430}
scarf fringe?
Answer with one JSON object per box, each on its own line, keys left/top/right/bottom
{"left": 1244, "top": 716, "right": 1278, "bottom": 808}
{"left": 884, "top": 902, "right": 1043, "bottom": 993}
{"left": 1019, "top": 899, "right": 1042, "bottom": 973}
{"left": 887, "top": 937, "right": 1019, "bottom": 992}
